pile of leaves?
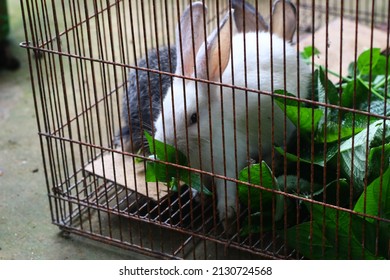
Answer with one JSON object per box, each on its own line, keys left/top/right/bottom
{"left": 238, "top": 47, "right": 390, "bottom": 259}
{"left": 144, "top": 131, "right": 211, "bottom": 195}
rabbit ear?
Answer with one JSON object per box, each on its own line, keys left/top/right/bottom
{"left": 196, "top": 10, "right": 235, "bottom": 82}
{"left": 231, "top": 0, "right": 268, "bottom": 33}
{"left": 175, "top": 2, "right": 207, "bottom": 77}
{"left": 271, "top": 0, "right": 297, "bottom": 42}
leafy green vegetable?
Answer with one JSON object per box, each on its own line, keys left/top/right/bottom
{"left": 369, "top": 99, "right": 390, "bottom": 116}
{"left": 311, "top": 68, "right": 372, "bottom": 142}
{"left": 351, "top": 166, "right": 390, "bottom": 258}
{"left": 241, "top": 47, "right": 390, "bottom": 259}
{"left": 274, "top": 144, "right": 339, "bottom": 167}
{"left": 238, "top": 161, "right": 284, "bottom": 221}
{"left": 343, "top": 48, "right": 390, "bottom": 101}
{"left": 280, "top": 117, "right": 390, "bottom": 259}
{"left": 316, "top": 66, "right": 340, "bottom": 106}
{"left": 240, "top": 212, "right": 274, "bottom": 236}
{"left": 349, "top": 210, "right": 390, "bottom": 259}
{"left": 284, "top": 221, "right": 333, "bottom": 259}
{"left": 339, "top": 120, "right": 390, "bottom": 192}
{"left": 368, "top": 143, "right": 390, "bottom": 181}
{"left": 285, "top": 177, "right": 350, "bottom": 207}
{"left": 238, "top": 162, "right": 288, "bottom": 236}
{"left": 354, "top": 166, "right": 390, "bottom": 221}
{"left": 276, "top": 48, "right": 390, "bottom": 192}
{"left": 275, "top": 91, "right": 323, "bottom": 139}
{"left": 285, "top": 202, "right": 385, "bottom": 259}
{"left": 341, "top": 76, "right": 369, "bottom": 108}
{"left": 301, "top": 46, "right": 321, "bottom": 60}
{"left": 144, "top": 131, "right": 212, "bottom": 195}
{"left": 357, "top": 48, "right": 382, "bottom": 76}
{"left": 145, "top": 130, "right": 187, "bottom": 166}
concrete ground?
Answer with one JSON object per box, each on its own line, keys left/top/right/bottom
{"left": 0, "top": 1, "right": 150, "bottom": 260}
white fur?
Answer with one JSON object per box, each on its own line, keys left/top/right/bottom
{"left": 154, "top": 31, "right": 311, "bottom": 228}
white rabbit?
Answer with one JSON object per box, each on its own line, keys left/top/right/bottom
{"left": 154, "top": 0, "right": 312, "bottom": 233}
{"left": 115, "top": 0, "right": 267, "bottom": 155}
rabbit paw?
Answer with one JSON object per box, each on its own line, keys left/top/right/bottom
{"left": 219, "top": 205, "right": 238, "bottom": 236}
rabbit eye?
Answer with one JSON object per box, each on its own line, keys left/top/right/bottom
{"left": 190, "top": 113, "right": 197, "bottom": 125}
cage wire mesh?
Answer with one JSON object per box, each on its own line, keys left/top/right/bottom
{"left": 21, "top": 0, "right": 390, "bottom": 260}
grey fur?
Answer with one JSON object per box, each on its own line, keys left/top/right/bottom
{"left": 116, "top": 46, "right": 177, "bottom": 153}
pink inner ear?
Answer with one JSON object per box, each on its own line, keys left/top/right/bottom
{"left": 271, "top": 0, "right": 297, "bottom": 42}
{"left": 178, "top": 28, "right": 201, "bottom": 77}
{"left": 207, "top": 32, "right": 232, "bottom": 81}
{"left": 175, "top": 3, "right": 207, "bottom": 78}
{"left": 195, "top": 11, "right": 233, "bottom": 82}
{"left": 181, "top": 49, "right": 197, "bottom": 77}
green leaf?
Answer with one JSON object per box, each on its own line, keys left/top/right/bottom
{"left": 316, "top": 67, "right": 340, "bottom": 106}
{"left": 357, "top": 48, "right": 381, "bottom": 76}
{"left": 145, "top": 132, "right": 184, "bottom": 183}
{"left": 144, "top": 131, "right": 212, "bottom": 195}
{"left": 348, "top": 61, "right": 358, "bottom": 77}
{"left": 301, "top": 46, "right": 320, "bottom": 60}
{"left": 285, "top": 221, "right": 333, "bottom": 259}
{"left": 277, "top": 175, "right": 350, "bottom": 207}
{"left": 350, "top": 211, "right": 390, "bottom": 259}
{"left": 275, "top": 143, "right": 339, "bottom": 167}
{"left": 370, "top": 55, "right": 390, "bottom": 78}
{"left": 339, "top": 120, "right": 390, "bottom": 192}
{"left": 369, "top": 121, "right": 390, "bottom": 148}
{"left": 352, "top": 167, "right": 390, "bottom": 259}
{"left": 274, "top": 90, "right": 301, "bottom": 106}
{"left": 238, "top": 161, "right": 284, "bottom": 221}
{"left": 343, "top": 53, "right": 390, "bottom": 107}
{"left": 240, "top": 212, "right": 274, "bottom": 236}
{"left": 145, "top": 131, "right": 187, "bottom": 166}
{"left": 180, "top": 169, "right": 212, "bottom": 196}
{"left": 368, "top": 143, "right": 390, "bottom": 182}
{"left": 354, "top": 166, "right": 390, "bottom": 221}
{"left": 319, "top": 205, "right": 380, "bottom": 259}
{"left": 145, "top": 156, "right": 161, "bottom": 182}
{"left": 315, "top": 113, "right": 370, "bottom": 143}
{"left": 275, "top": 99, "right": 323, "bottom": 139}
{"left": 369, "top": 100, "right": 390, "bottom": 116}
{"left": 312, "top": 179, "right": 350, "bottom": 207}
{"left": 341, "top": 78, "right": 369, "bottom": 109}
{"left": 285, "top": 203, "right": 382, "bottom": 259}
{"left": 311, "top": 68, "right": 369, "bottom": 143}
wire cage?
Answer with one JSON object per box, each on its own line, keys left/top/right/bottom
{"left": 21, "top": 0, "right": 390, "bottom": 260}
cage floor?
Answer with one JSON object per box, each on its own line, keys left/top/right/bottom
{"left": 49, "top": 159, "right": 301, "bottom": 259}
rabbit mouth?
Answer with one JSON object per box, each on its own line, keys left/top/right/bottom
{"left": 172, "top": 136, "right": 210, "bottom": 167}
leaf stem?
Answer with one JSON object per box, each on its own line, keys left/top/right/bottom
{"left": 357, "top": 77, "right": 385, "bottom": 100}
{"left": 372, "top": 75, "right": 390, "bottom": 92}
{"left": 317, "top": 65, "right": 348, "bottom": 81}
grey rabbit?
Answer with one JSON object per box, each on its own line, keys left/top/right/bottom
{"left": 115, "top": 0, "right": 266, "bottom": 154}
